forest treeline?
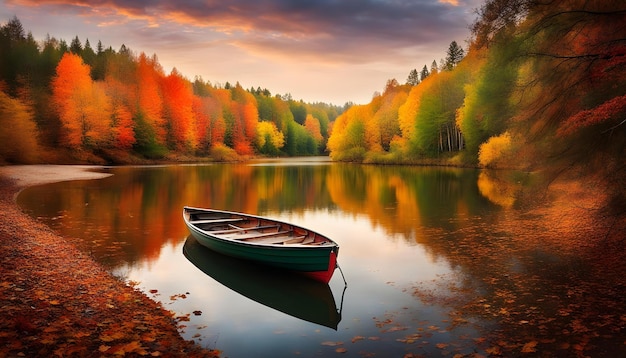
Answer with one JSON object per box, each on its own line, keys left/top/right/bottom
{"left": 327, "top": 0, "right": 625, "bottom": 182}
{"left": 1, "top": 0, "right": 624, "bottom": 185}
{"left": 0, "top": 18, "right": 345, "bottom": 164}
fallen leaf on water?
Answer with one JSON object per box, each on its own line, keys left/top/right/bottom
{"left": 436, "top": 343, "right": 448, "bottom": 349}
{"left": 351, "top": 336, "right": 365, "bottom": 343}
{"left": 573, "top": 343, "right": 585, "bottom": 351}
{"left": 485, "top": 346, "right": 502, "bottom": 355}
{"left": 336, "top": 347, "right": 347, "bottom": 353}
{"left": 321, "top": 341, "right": 343, "bottom": 346}
{"left": 521, "top": 341, "right": 538, "bottom": 353}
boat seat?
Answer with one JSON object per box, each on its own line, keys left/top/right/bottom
{"left": 208, "top": 224, "right": 280, "bottom": 235}
{"left": 222, "top": 230, "right": 292, "bottom": 241}
{"left": 282, "top": 236, "right": 307, "bottom": 244}
{"left": 243, "top": 234, "right": 305, "bottom": 245}
{"left": 189, "top": 218, "right": 245, "bottom": 224}
{"left": 300, "top": 236, "right": 315, "bottom": 244}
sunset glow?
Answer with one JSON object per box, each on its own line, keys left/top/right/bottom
{"left": 1, "top": 0, "right": 480, "bottom": 104}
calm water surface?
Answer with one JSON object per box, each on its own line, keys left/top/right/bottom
{"left": 18, "top": 159, "right": 621, "bottom": 357}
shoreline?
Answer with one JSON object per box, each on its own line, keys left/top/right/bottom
{"left": 0, "top": 165, "right": 216, "bottom": 357}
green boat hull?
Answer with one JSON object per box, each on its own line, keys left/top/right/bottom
{"left": 183, "top": 207, "right": 339, "bottom": 283}
{"left": 187, "top": 225, "right": 334, "bottom": 270}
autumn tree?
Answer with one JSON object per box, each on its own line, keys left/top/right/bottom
{"left": 161, "top": 68, "right": 196, "bottom": 151}
{"left": 471, "top": 0, "right": 532, "bottom": 48}
{"left": 135, "top": 53, "right": 165, "bottom": 146}
{"left": 304, "top": 114, "right": 323, "bottom": 152}
{"left": 398, "top": 82, "right": 424, "bottom": 146}
{"left": 410, "top": 67, "right": 466, "bottom": 155}
{"left": 104, "top": 76, "right": 135, "bottom": 150}
{"left": 0, "top": 90, "right": 39, "bottom": 162}
{"left": 457, "top": 39, "right": 517, "bottom": 158}
{"left": 51, "top": 53, "right": 112, "bottom": 149}
{"left": 256, "top": 121, "right": 284, "bottom": 155}
{"left": 191, "top": 96, "right": 210, "bottom": 154}
{"left": 378, "top": 84, "right": 409, "bottom": 151}
{"left": 478, "top": 131, "right": 513, "bottom": 168}
{"left": 230, "top": 83, "right": 259, "bottom": 155}
{"left": 327, "top": 105, "right": 370, "bottom": 161}
{"left": 213, "top": 88, "right": 234, "bottom": 147}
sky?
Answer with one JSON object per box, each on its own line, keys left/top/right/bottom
{"left": 0, "top": 0, "right": 482, "bottom": 105}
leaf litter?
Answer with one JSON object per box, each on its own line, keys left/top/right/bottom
{"left": 0, "top": 177, "right": 218, "bottom": 357}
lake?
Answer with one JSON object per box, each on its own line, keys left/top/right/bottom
{"left": 17, "top": 158, "right": 625, "bottom": 357}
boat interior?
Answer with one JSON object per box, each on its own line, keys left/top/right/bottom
{"left": 186, "top": 209, "right": 333, "bottom": 246}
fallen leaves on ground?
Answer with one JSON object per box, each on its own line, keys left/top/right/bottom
{"left": 0, "top": 177, "right": 218, "bottom": 357}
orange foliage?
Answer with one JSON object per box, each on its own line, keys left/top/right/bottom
{"left": 112, "top": 106, "right": 135, "bottom": 149}
{"left": 161, "top": 69, "right": 196, "bottom": 150}
{"left": 192, "top": 97, "right": 210, "bottom": 151}
{"left": 211, "top": 112, "right": 226, "bottom": 146}
{"left": 230, "top": 89, "right": 259, "bottom": 155}
{"left": 136, "top": 53, "right": 165, "bottom": 144}
{"left": 304, "top": 114, "right": 323, "bottom": 142}
{"left": 52, "top": 53, "right": 112, "bottom": 148}
{"left": 242, "top": 102, "right": 258, "bottom": 135}
{"left": 51, "top": 53, "right": 91, "bottom": 148}
{"left": 85, "top": 83, "right": 113, "bottom": 146}
{"left": 104, "top": 76, "right": 136, "bottom": 150}
{"left": 212, "top": 88, "right": 232, "bottom": 104}
{"left": 210, "top": 89, "right": 231, "bottom": 145}
{"left": 373, "top": 89, "right": 407, "bottom": 151}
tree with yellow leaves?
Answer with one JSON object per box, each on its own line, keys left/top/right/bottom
{"left": 256, "top": 121, "right": 284, "bottom": 155}
{"left": 0, "top": 90, "right": 39, "bottom": 162}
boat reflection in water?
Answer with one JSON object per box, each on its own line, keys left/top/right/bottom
{"left": 183, "top": 236, "right": 344, "bottom": 330}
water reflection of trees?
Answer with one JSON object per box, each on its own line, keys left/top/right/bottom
{"left": 325, "top": 164, "right": 498, "bottom": 241}
{"left": 20, "top": 164, "right": 523, "bottom": 268}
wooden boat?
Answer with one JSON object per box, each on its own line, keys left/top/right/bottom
{"left": 182, "top": 206, "right": 340, "bottom": 283}
{"left": 183, "top": 236, "right": 343, "bottom": 329}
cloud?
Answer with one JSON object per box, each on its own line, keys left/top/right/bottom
{"left": 7, "top": 0, "right": 477, "bottom": 64}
